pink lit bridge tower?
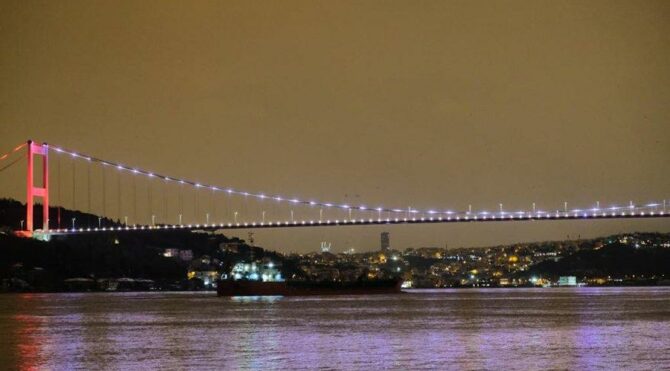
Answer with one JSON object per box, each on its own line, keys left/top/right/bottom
{"left": 20, "top": 140, "right": 49, "bottom": 237}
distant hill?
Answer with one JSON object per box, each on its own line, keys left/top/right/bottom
{"left": 525, "top": 243, "right": 670, "bottom": 279}
{"left": 0, "top": 198, "right": 287, "bottom": 292}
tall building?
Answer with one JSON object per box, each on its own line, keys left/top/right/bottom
{"left": 381, "top": 232, "right": 390, "bottom": 252}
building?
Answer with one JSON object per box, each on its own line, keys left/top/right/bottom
{"left": 558, "top": 276, "right": 577, "bottom": 287}
{"left": 163, "top": 248, "right": 179, "bottom": 258}
{"left": 220, "top": 242, "right": 242, "bottom": 253}
{"left": 178, "top": 249, "right": 193, "bottom": 261}
{"left": 381, "top": 232, "right": 390, "bottom": 252}
{"left": 187, "top": 270, "right": 220, "bottom": 288}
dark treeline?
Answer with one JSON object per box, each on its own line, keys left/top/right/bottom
{"left": 0, "top": 198, "right": 287, "bottom": 292}
{"left": 0, "top": 198, "right": 120, "bottom": 231}
{"left": 525, "top": 243, "right": 670, "bottom": 279}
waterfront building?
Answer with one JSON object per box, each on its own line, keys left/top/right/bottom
{"left": 558, "top": 276, "right": 578, "bottom": 287}
{"left": 163, "top": 248, "right": 179, "bottom": 258}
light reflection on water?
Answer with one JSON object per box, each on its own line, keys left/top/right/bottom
{"left": 0, "top": 288, "right": 669, "bottom": 370}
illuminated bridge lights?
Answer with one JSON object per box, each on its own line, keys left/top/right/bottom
{"left": 13, "top": 142, "right": 665, "bottom": 235}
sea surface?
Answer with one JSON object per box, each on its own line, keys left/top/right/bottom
{"left": 0, "top": 287, "right": 668, "bottom": 370}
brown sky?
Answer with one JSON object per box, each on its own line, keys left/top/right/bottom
{"left": 1, "top": 0, "right": 669, "bottom": 252}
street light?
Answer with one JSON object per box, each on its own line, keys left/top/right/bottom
{"left": 72, "top": 218, "right": 76, "bottom": 229}
{"left": 98, "top": 217, "right": 102, "bottom": 228}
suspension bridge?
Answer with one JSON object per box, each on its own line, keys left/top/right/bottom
{"left": 1, "top": 140, "right": 667, "bottom": 238}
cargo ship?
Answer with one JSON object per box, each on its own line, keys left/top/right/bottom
{"left": 217, "top": 260, "right": 402, "bottom": 296}
{"left": 217, "top": 278, "right": 402, "bottom": 296}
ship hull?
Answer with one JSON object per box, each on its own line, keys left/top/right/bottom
{"left": 217, "top": 279, "right": 402, "bottom": 296}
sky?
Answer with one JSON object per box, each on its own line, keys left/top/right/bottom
{"left": 1, "top": 0, "right": 669, "bottom": 253}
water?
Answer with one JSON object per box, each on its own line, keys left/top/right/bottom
{"left": 0, "top": 288, "right": 668, "bottom": 370}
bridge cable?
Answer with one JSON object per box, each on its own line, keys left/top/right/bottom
{"left": 0, "top": 155, "right": 23, "bottom": 173}
{"left": 45, "top": 143, "right": 668, "bottom": 220}
{"left": 117, "top": 168, "right": 121, "bottom": 225}
{"left": 57, "top": 154, "right": 61, "bottom": 229}
{"left": 148, "top": 175, "right": 152, "bottom": 225}
{"left": 72, "top": 159, "right": 76, "bottom": 213}
{"left": 87, "top": 160, "right": 91, "bottom": 227}
{"left": 102, "top": 163, "right": 106, "bottom": 226}
{"left": 212, "top": 187, "right": 216, "bottom": 225}
{"left": 179, "top": 181, "right": 183, "bottom": 224}
{"left": 0, "top": 142, "right": 27, "bottom": 162}
{"left": 163, "top": 177, "right": 168, "bottom": 224}
{"left": 132, "top": 175, "right": 137, "bottom": 226}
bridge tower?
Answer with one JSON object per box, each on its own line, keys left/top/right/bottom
{"left": 24, "top": 140, "right": 49, "bottom": 235}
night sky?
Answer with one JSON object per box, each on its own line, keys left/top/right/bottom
{"left": 1, "top": 1, "right": 668, "bottom": 253}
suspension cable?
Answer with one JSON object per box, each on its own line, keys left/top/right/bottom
{"left": 0, "top": 142, "right": 27, "bottom": 162}
{"left": 117, "top": 167, "right": 121, "bottom": 224}
{"left": 57, "top": 154, "right": 61, "bottom": 228}
{"left": 133, "top": 175, "right": 137, "bottom": 226}
{"left": 102, "top": 163, "right": 106, "bottom": 224}
{"left": 72, "top": 159, "right": 76, "bottom": 212}
{"left": 0, "top": 155, "right": 23, "bottom": 173}
{"left": 87, "top": 160, "right": 91, "bottom": 226}
{"left": 46, "top": 143, "right": 668, "bottom": 219}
